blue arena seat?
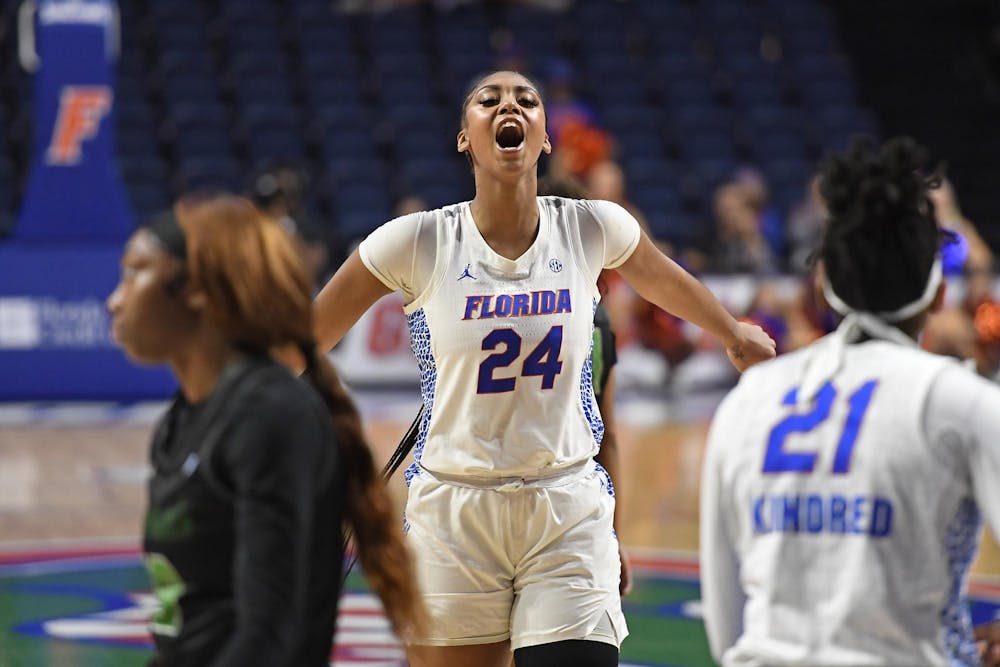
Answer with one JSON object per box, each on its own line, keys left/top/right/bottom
{"left": 670, "top": 104, "right": 736, "bottom": 135}
{"left": 325, "top": 157, "right": 386, "bottom": 189}
{"left": 800, "top": 79, "right": 858, "bottom": 109}
{"left": 233, "top": 77, "right": 295, "bottom": 107}
{"left": 127, "top": 183, "right": 173, "bottom": 220}
{"left": 156, "top": 50, "right": 216, "bottom": 79}
{"left": 228, "top": 26, "right": 284, "bottom": 54}
{"left": 219, "top": 0, "right": 278, "bottom": 26}
{"left": 240, "top": 104, "right": 301, "bottom": 131}
{"left": 173, "top": 128, "right": 233, "bottom": 160}
{"left": 415, "top": 182, "right": 469, "bottom": 209}
{"left": 247, "top": 130, "right": 309, "bottom": 165}
{"left": 313, "top": 104, "right": 371, "bottom": 133}
{"left": 0, "top": 0, "right": 892, "bottom": 254}
{"left": 615, "top": 129, "right": 668, "bottom": 161}
{"left": 117, "top": 100, "right": 156, "bottom": 130}
{"left": 690, "top": 157, "right": 739, "bottom": 188}
{"left": 752, "top": 132, "right": 810, "bottom": 162}
{"left": 119, "top": 156, "right": 169, "bottom": 185}
{"left": 148, "top": 0, "right": 205, "bottom": 20}
{"left": 162, "top": 76, "right": 223, "bottom": 104}
{"left": 156, "top": 22, "right": 210, "bottom": 51}
{"left": 378, "top": 77, "right": 436, "bottom": 107}
{"left": 622, "top": 156, "right": 680, "bottom": 188}
{"left": 117, "top": 127, "right": 161, "bottom": 159}
{"left": 323, "top": 129, "right": 380, "bottom": 162}
{"left": 228, "top": 52, "right": 288, "bottom": 80}
{"left": 602, "top": 106, "right": 662, "bottom": 135}
{"left": 307, "top": 77, "right": 367, "bottom": 108}
{"left": 300, "top": 51, "right": 360, "bottom": 79}
{"left": 167, "top": 102, "right": 230, "bottom": 132}
{"left": 334, "top": 185, "right": 393, "bottom": 240}
{"left": 394, "top": 131, "right": 453, "bottom": 160}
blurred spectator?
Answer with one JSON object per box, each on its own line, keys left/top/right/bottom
{"left": 784, "top": 278, "right": 836, "bottom": 351}
{"left": 742, "top": 282, "right": 791, "bottom": 354}
{"left": 711, "top": 182, "right": 778, "bottom": 274}
{"left": 580, "top": 159, "right": 694, "bottom": 369}
{"left": 557, "top": 119, "right": 613, "bottom": 178}
{"left": 630, "top": 299, "right": 696, "bottom": 368}
{"left": 542, "top": 59, "right": 598, "bottom": 144}
{"left": 923, "top": 268, "right": 1000, "bottom": 380}
{"left": 543, "top": 59, "right": 612, "bottom": 178}
{"left": 786, "top": 174, "right": 826, "bottom": 275}
{"left": 394, "top": 194, "right": 430, "bottom": 217}
{"left": 249, "top": 163, "right": 333, "bottom": 290}
{"left": 921, "top": 177, "right": 999, "bottom": 381}
{"left": 929, "top": 177, "right": 994, "bottom": 276}
{"left": 585, "top": 160, "right": 650, "bottom": 232}
{"left": 733, "top": 167, "right": 784, "bottom": 261}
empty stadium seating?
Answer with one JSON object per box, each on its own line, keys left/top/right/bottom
{"left": 0, "top": 0, "right": 879, "bottom": 256}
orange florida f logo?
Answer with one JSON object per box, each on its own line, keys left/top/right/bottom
{"left": 46, "top": 86, "right": 113, "bottom": 165}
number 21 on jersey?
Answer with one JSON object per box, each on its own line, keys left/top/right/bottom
{"left": 763, "top": 380, "right": 879, "bottom": 474}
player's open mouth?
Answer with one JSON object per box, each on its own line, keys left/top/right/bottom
{"left": 495, "top": 121, "right": 525, "bottom": 152}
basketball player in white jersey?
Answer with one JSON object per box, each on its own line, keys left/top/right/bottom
{"left": 700, "top": 136, "right": 1000, "bottom": 666}
{"left": 314, "top": 70, "right": 775, "bottom": 667}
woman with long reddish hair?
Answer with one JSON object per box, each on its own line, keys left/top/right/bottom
{"left": 107, "top": 194, "right": 423, "bottom": 666}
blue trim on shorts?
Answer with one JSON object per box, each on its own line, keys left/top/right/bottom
{"left": 941, "top": 498, "right": 981, "bottom": 666}
{"left": 581, "top": 298, "right": 605, "bottom": 447}
{"left": 405, "top": 308, "right": 436, "bottom": 487}
{"left": 594, "top": 461, "right": 615, "bottom": 498}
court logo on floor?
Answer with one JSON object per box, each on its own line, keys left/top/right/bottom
{"left": 19, "top": 588, "right": 404, "bottom": 665}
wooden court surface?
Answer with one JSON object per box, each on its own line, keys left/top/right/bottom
{"left": 3, "top": 395, "right": 1000, "bottom": 577}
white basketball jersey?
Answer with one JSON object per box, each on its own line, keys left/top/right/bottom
{"left": 359, "top": 197, "right": 640, "bottom": 480}
{"left": 701, "top": 327, "right": 1000, "bottom": 666}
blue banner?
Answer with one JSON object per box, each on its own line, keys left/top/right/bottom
{"left": 14, "top": 0, "right": 132, "bottom": 242}
{"left": 0, "top": 244, "right": 175, "bottom": 400}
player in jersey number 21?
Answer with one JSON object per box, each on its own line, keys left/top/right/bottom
{"left": 700, "top": 137, "right": 1000, "bottom": 667}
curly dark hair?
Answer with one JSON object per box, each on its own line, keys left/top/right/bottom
{"left": 818, "top": 136, "right": 942, "bottom": 314}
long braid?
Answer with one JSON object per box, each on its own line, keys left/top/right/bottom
{"left": 299, "top": 343, "right": 426, "bottom": 640}
{"left": 175, "top": 194, "right": 426, "bottom": 640}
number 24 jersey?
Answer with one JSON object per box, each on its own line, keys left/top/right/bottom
{"left": 359, "top": 197, "right": 640, "bottom": 480}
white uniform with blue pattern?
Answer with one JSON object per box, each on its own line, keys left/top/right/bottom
{"left": 700, "top": 323, "right": 1000, "bottom": 666}
{"left": 359, "top": 196, "right": 640, "bottom": 649}
{"left": 360, "top": 196, "right": 639, "bottom": 479}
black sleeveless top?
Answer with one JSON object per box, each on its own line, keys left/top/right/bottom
{"left": 144, "top": 356, "right": 345, "bottom": 667}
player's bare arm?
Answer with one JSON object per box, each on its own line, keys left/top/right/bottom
{"left": 314, "top": 249, "right": 392, "bottom": 351}
{"left": 614, "top": 233, "right": 776, "bottom": 372}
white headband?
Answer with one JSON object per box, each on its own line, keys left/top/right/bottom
{"left": 822, "top": 256, "right": 943, "bottom": 323}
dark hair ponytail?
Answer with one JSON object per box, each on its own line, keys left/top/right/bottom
{"left": 818, "top": 136, "right": 941, "bottom": 314}
{"left": 299, "top": 344, "right": 426, "bottom": 640}
{"left": 175, "top": 194, "right": 425, "bottom": 639}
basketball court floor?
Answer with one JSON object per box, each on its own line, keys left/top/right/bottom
{"left": 3, "top": 392, "right": 1000, "bottom": 666}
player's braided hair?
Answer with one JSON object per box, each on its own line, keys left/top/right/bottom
{"left": 818, "top": 136, "right": 941, "bottom": 315}
{"left": 298, "top": 346, "right": 427, "bottom": 640}
{"left": 174, "top": 195, "right": 426, "bottom": 640}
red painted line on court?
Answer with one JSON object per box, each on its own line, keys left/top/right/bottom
{"left": 5, "top": 543, "right": 1000, "bottom": 602}
{"left": 630, "top": 555, "right": 700, "bottom": 577}
{"left": 0, "top": 544, "right": 141, "bottom": 566}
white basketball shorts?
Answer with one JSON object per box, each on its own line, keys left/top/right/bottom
{"left": 403, "top": 458, "right": 628, "bottom": 650}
